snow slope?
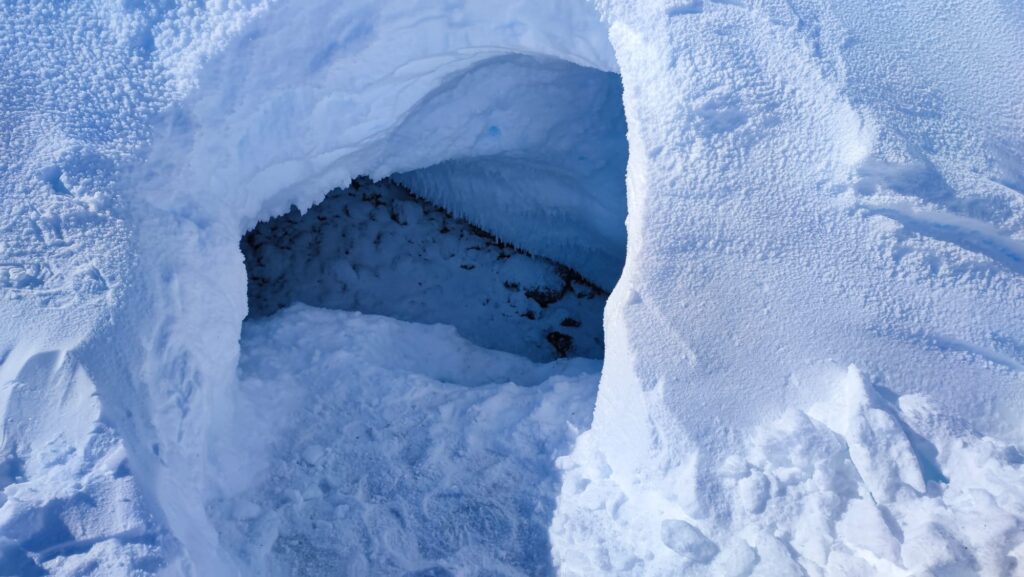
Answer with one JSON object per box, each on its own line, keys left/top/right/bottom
{"left": 1, "top": 0, "right": 1022, "bottom": 575}
{"left": 209, "top": 305, "right": 599, "bottom": 577}
{"left": 553, "top": 0, "right": 1024, "bottom": 575}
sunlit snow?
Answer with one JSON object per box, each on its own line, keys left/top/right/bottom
{"left": 1, "top": 0, "right": 1022, "bottom": 576}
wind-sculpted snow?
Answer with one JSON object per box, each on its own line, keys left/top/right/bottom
{"left": 553, "top": 0, "right": 1024, "bottom": 574}
{"left": 1, "top": 0, "right": 1022, "bottom": 575}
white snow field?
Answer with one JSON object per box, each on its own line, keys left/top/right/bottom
{"left": 1, "top": 0, "right": 1023, "bottom": 576}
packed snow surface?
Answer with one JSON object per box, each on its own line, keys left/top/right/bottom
{"left": 1, "top": 0, "right": 1023, "bottom": 576}
{"left": 210, "top": 305, "right": 599, "bottom": 576}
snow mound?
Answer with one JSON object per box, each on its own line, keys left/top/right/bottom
{"left": 209, "top": 305, "right": 599, "bottom": 576}
{"left": 554, "top": 365, "right": 1024, "bottom": 576}
{"left": 551, "top": 1, "right": 1024, "bottom": 575}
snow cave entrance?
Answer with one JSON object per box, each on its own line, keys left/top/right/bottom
{"left": 240, "top": 55, "right": 628, "bottom": 362}
{"left": 220, "top": 51, "right": 625, "bottom": 577}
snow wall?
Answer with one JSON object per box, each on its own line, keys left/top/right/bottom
{"left": 1, "top": 0, "right": 1022, "bottom": 576}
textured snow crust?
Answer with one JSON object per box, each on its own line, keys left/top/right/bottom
{"left": 553, "top": 0, "right": 1024, "bottom": 575}
{"left": 1, "top": 0, "right": 1023, "bottom": 575}
{"left": 210, "top": 305, "right": 599, "bottom": 577}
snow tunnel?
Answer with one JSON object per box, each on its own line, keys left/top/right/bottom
{"left": 239, "top": 55, "right": 628, "bottom": 361}
{"left": 119, "top": 5, "right": 630, "bottom": 574}
{"left": 207, "top": 50, "right": 628, "bottom": 577}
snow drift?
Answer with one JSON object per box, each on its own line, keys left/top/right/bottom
{"left": 553, "top": 1, "right": 1024, "bottom": 575}
{"left": 1, "top": 0, "right": 1022, "bottom": 576}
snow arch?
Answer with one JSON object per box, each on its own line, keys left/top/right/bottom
{"left": 124, "top": 2, "right": 624, "bottom": 574}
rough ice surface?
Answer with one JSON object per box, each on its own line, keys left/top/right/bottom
{"left": 1, "top": 0, "right": 1022, "bottom": 576}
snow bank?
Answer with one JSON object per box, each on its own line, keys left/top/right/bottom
{"left": 2, "top": 0, "right": 1022, "bottom": 575}
{"left": 553, "top": 0, "right": 1024, "bottom": 574}
{"left": 555, "top": 365, "right": 1024, "bottom": 575}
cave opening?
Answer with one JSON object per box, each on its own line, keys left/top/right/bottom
{"left": 242, "top": 177, "right": 611, "bottom": 360}
{"left": 239, "top": 55, "right": 628, "bottom": 362}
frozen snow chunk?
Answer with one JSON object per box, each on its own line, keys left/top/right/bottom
{"left": 1011, "top": 542, "right": 1024, "bottom": 574}
{"left": 711, "top": 539, "right": 758, "bottom": 577}
{"left": 748, "top": 535, "right": 809, "bottom": 577}
{"left": 835, "top": 498, "right": 901, "bottom": 563}
{"left": 301, "top": 444, "right": 325, "bottom": 465}
{"left": 736, "top": 471, "right": 769, "bottom": 514}
{"left": 813, "top": 365, "right": 926, "bottom": 501}
{"left": 849, "top": 407, "right": 926, "bottom": 500}
{"left": 660, "top": 519, "right": 718, "bottom": 563}
{"left": 900, "top": 522, "right": 974, "bottom": 574}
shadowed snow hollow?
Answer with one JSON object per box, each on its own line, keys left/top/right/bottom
{"left": 242, "top": 178, "right": 611, "bottom": 361}
{"left": 223, "top": 50, "right": 629, "bottom": 574}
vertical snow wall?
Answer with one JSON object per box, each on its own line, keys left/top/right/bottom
{"left": 553, "top": 1, "right": 1024, "bottom": 575}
